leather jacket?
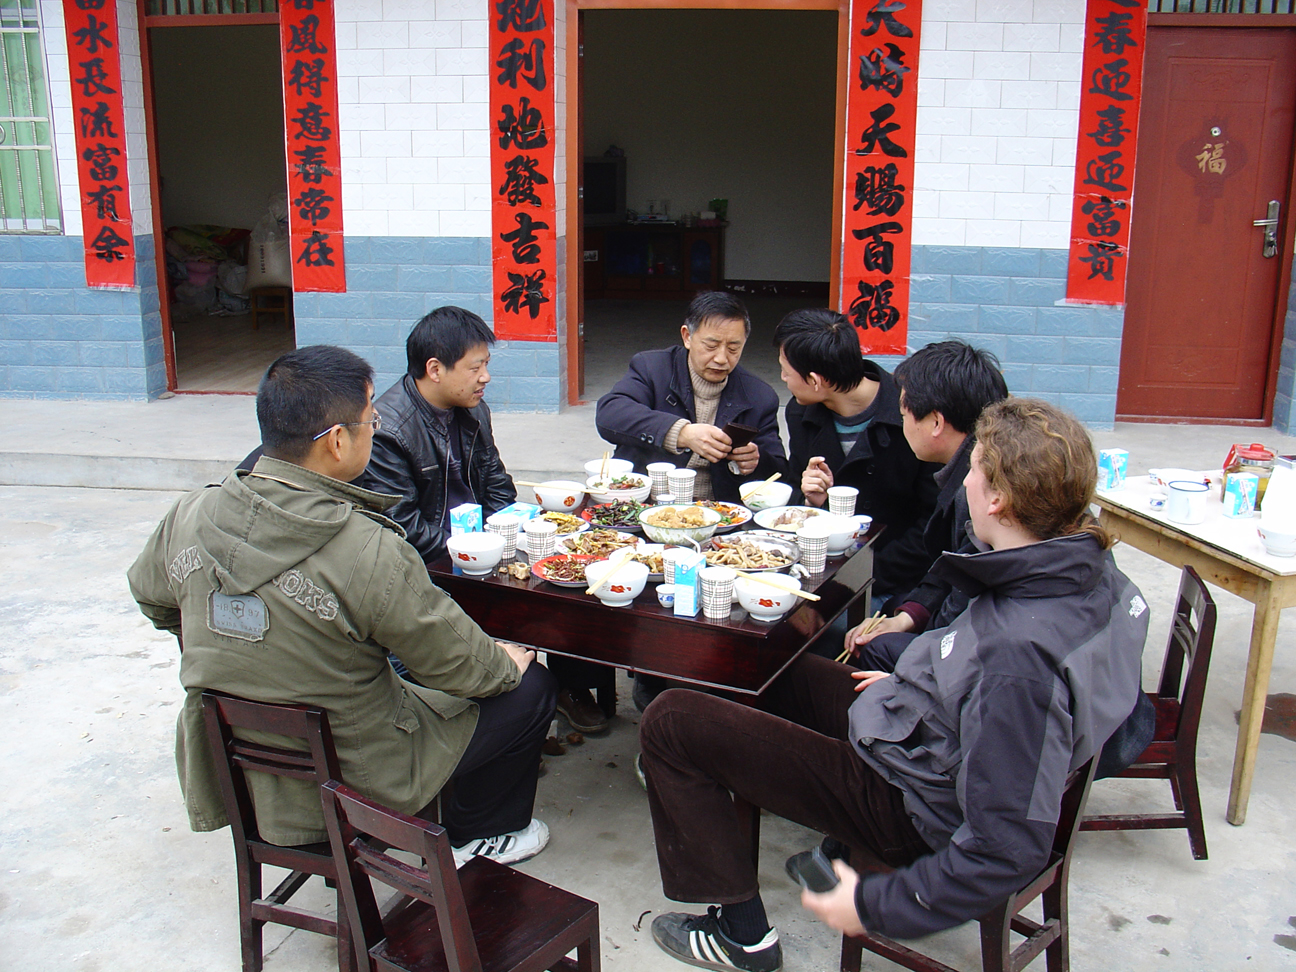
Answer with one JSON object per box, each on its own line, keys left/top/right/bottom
{"left": 362, "top": 375, "right": 517, "bottom": 561}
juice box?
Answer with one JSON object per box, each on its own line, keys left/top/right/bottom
{"left": 672, "top": 550, "right": 706, "bottom": 617}
{"left": 1097, "top": 449, "right": 1128, "bottom": 491}
{"left": 450, "top": 503, "right": 482, "bottom": 535}
{"left": 1223, "top": 473, "right": 1258, "bottom": 518}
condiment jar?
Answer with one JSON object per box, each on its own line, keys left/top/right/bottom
{"left": 1224, "top": 442, "right": 1275, "bottom": 503}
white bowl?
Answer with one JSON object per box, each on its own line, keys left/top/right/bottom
{"left": 585, "top": 472, "right": 652, "bottom": 506}
{"left": 531, "top": 480, "right": 587, "bottom": 512}
{"left": 446, "top": 531, "right": 506, "bottom": 576}
{"left": 740, "top": 480, "right": 794, "bottom": 511}
{"left": 815, "top": 514, "right": 868, "bottom": 556}
{"left": 639, "top": 504, "right": 723, "bottom": 546}
{"left": 584, "top": 458, "right": 635, "bottom": 479}
{"left": 1258, "top": 523, "right": 1296, "bottom": 557}
{"left": 734, "top": 575, "right": 802, "bottom": 623}
{"left": 583, "top": 559, "right": 650, "bottom": 607}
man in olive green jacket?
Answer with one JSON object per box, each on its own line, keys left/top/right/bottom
{"left": 129, "top": 346, "right": 555, "bottom": 865}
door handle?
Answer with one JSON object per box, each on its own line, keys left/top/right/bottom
{"left": 1253, "top": 200, "right": 1280, "bottom": 259}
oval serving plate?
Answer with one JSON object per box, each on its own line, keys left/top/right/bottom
{"left": 580, "top": 500, "right": 651, "bottom": 532}
{"left": 697, "top": 500, "right": 753, "bottom": 533}
{"left": 531, "top": 553, "right": 598, "bottom": 587}
{"left": 629, "top": 542, "right": 670, "bottom": 581}
{"left": 702, "top": 533, "right": 799, "bottom": 572}
{"left": 537, "top": 511, "right": 590, "bottom": 536}
{"left": 752, "top": 505, "right": 826, "bottom": 533}
{"left": 560, "top": 529, "right": 640, "bottom": 559}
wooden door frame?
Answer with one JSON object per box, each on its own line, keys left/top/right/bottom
{"left": 563, "top": 0, "right": 851, "bottom": 405}
{"left": 1121, "top": 15, "right": 1296, "bottom": 425}
{"left": 136, "top": 2, "right": 281, "bottom": 393}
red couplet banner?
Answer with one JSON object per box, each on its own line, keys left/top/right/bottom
{"left": 489, "top": 0, "right": 557, "bottom": 342}
{"left": 1065, "top": 0, "right": 1147, "bottom": 304}
{"left": 280, "top": 0, "right": 346, "bottom": 293}
{"left": 841, "top": 0, "right": 922, "bottom": 356}
{"left": 63, "top": 0, "right": 134, "bottom": 288}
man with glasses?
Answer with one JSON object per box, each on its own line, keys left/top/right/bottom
{"left": 129, "top": 345, "right": 557, "bottom": 867}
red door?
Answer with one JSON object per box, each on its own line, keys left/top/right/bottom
{"left": 1118, "top": 27, "right": 1296, "bottom": 420}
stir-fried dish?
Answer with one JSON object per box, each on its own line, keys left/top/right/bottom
{"left": 563, "top": 529, "right": 638, "bottom": 558}
{"left": 541, "top": 511, "right": 584, "bottom": 534}
{"left": 586, "top": 499, "right": 650, "bottom": 528}
{"left": 704, "top": 537, "right": 793, "bottom": 569}
{"left": 644, "top": 506, "right": 712, "bottom": 529}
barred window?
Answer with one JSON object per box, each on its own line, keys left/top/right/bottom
{"left": 145, "top": 0, "right": 279, "bottom": 13}
{"left": 0, "top": 0, "right": 59, "bottom": 233}
{"left": 1149, "top": 0, "right": 1295, "bottom": 11}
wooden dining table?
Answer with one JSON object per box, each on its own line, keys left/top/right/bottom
{"left": 426, "top": 523, "right": 881, "bottom": 708}
{"left": 1096, "top": 475, "right": 1296, "bottom": 826}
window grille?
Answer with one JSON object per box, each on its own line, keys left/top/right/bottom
{"left": 1148, "top": 0, "right": 1295, "bottom": 12}
{"left": 145, "top": 0, "right": 279, "bottom": 14}
{"left": 0, "top": 0, "right": 60, "bottom": 233}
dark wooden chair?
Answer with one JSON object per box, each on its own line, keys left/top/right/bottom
{"left": 1080, "top": 565, "right": 1217, "bottom": 860}
{"left": 322, "top": 780, "right": 601, "bottom": 972}
{"left": 837, "top": 758, "right": 1098, "bottom": 972}
{"left": 201, "top": 690, "right": 356, "bottom": 972}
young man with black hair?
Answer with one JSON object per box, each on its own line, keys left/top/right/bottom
{"left": 362, "top": 307, "right": 610, "bottom": 735}
{"left": 129, "top": 345, "right": 556, "bottom": 867}
{"left": 597, "top": 290, "right": 786, "bottom": 503}
{"left": 774, "top": 308, "right": 941, "bottom": 603}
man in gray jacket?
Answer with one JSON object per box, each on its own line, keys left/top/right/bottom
{"left": 638, "top": 399, "right": 1148, "bottom": 972}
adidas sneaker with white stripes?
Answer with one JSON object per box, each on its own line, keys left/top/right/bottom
{"left": 451, "top": 818, "right": 549, "bottom": 868}
{"left": 651, "top": 908, "right": 782, "bottom": 972}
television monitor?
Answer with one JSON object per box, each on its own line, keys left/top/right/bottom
{"left": 583, "top": 156, "right": 626, "bottom": 226}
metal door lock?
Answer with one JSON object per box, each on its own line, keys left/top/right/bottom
{"left": 1253, "top": 200, "right": 1280, "bottom": 259}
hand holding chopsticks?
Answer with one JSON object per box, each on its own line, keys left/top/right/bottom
{"left": 835, "top": 611, "right": 885, "bottom": 663}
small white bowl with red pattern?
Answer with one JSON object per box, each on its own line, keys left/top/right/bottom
{"left": 446, "top": 531, "right": 506, "bottom": 576}
{"left": 734, "top": 574, "right": 802, "bottom": 623}
{"left": 583, "top": 559, "right": 649, "bottom": 607}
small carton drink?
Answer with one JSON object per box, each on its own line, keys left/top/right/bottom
{"left": 671, "top": 549, "right": 706, "bottom": 617}
{"left": 1097, "top": 449, "right": 1128, "bottom": 491}
{"left": 450, "top": 503, "right": 483, "bottom": 535}
{"left": 1223, "top": 473, "right": 1258, "bottom": 518}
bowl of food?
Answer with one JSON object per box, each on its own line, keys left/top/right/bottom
{"left": 753, "top": 505, "right": 825, "bottom": 533}
{"left": 446, "top": 531, "right": 506, "bottom": 576}
{"left": 740, "top": 480, "right": 794, "bottom": 511}
{"left": 584, "top": 457, "right": 635, "bottom": 480}
{"left": 638, "top": 504, "right": 723, "bottom": 546}
{"left": 734, "top": 575, "right": 802, "bottom": 623}
{"left": 816, "top": 513, "right": 868, "bottom": 556}
{"left": 531, "top": 480, "right": 587, "bottom": 512}
{"left": 583, "top": 558, "right": 650, "bottom": 608}
{"left": 585, "top": 472, "right": 652, "bottom": 506}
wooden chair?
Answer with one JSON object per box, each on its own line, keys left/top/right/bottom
{"left": 839, "top": 757, "right": 1099, "bottom": 972}
{"left": 201, "top": 690, "right": 356, "bottom": 972}
{"left": 249, "top": 285, "right": 292, "bottom": 329}
{"left": 1080, "top": 565, "right": 1217, "bottom": 860}
{"left": 322, "top": 780, "right": 601, "bottom": 972}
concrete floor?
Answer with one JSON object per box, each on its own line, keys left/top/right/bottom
{"left": 4, "top": 353, "right": 1296, "bottom": 969}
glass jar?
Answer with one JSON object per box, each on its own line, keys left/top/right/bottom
{"left": 1224, "top": 442, "right": 1275, "bottom": 503}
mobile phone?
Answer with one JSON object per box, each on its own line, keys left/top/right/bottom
{"left": 722, "top": 422, "right": 759, "bottom": 450}
{"left": 785, "top": 847, "right": 840, "bottom": 894}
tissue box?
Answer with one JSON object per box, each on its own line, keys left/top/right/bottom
{"left": 1223, "top": 473, "right": 1258, "bottom": 518}
{"left": 495, "top": 502, "right": 542, "bottom": 522}
{"left": 450, "top": 503, "right": 483, "bottom": 535}
{"left": 1097, "top": 449, "right": 1128, "bottom": 491}
{"left": 672, "top": 550, "right": 706, "bottom": 617}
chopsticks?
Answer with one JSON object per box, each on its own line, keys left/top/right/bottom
{"left": 742, "top": 472, "right": 782, "bottom": 501}
{"left": 731, "top": 568, "right": 820, "bottom": 602}
{"left": 600, "top": 450, "right": 610, "bottom": 480}
{"left": 835, "top": 612, "right": 885, "bottom": 663}
{"left": 585, "top": 545, "right": 638, "bottom": 596}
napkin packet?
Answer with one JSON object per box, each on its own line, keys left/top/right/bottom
{"left": 1097, "top": 449, "right": 1128, "bottom": 491}
{"left": 1223, "top": 473, "right": 1258, "bottom": 518}
{"left": 495, "top": 501, "right": 543, "bottom": 523}
{"left": 672, "top": 550, "right": 706, "bottom": 617}
{"left": 450, "top": 503, "right": 482, "bottom": 535}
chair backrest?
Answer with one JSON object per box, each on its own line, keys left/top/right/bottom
{"left": 1053, "top": 756, "right": 1098, "bottom": 864}
{"left": 1156, "top": 566, "right": 1217, "bottom": 739}
{"left": 201, "top": 689, "right": 343, "bottom": 846}
{"left": 322, "top": 780, "right": 482, "bottom": 972}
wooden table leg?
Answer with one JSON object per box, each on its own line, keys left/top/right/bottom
{"left": 1227, "top": 577, "right": 1285, "bottom": 825}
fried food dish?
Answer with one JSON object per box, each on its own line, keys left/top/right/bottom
{"left": 586, "top": 499, "right": 650, "bottom": 528}
{"left": 540, "top": 555, "right": 588, "bottom": 583}
{"left": 698, "top": 500, "right": 745, "bottom": 526}
{"left": 632, "top": 550, "right": 666, "bottom": 574}
{"left": 541, "top": 511, "right": 584, "bottom": 534}
{"left": 704, "top": 537, "right": 792, "bottom": 569}
{"left": 644, "top": 506, "right": 711, "bottom": 529}
{"left": 563, "top": 529, "right": 637, "bottom": 558}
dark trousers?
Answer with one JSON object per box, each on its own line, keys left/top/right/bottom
{"left": 434, "top": 662, "right": 557, "bottom": 845}
{"left": 639, "top": 653, "right": 930, "bottom": 905}
{"left": 855, "top": 631, "right": 918, "bottom": 672}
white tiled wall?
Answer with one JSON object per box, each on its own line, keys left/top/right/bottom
{"left": 912, "top": 0, "right": 1084, "bottom": 248}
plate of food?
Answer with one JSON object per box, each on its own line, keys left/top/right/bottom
{"left": 630, "top": 542, "right": 670, "bottom": 581}
{"left": 539, "top": 510, "right": 589, "bottom": 536}
{"left": 581, "top": 499, "right": 652, "bottom": 531}
{"left": 702, "top": 534, "right": 799, "bottom": 572}
{"left": 531, "top": 553, "right": 598, "bottom": 587}
{"left": 697, "top": 500, "right": 753, "bottom": 533}
{"left": 752, "top": 505, "right": 826, "bottom": 533}
{"left": 561, "top": 529, "right": 640, "bottom": 559}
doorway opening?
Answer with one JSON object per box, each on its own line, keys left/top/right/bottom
{"left": 575, "top": 7, "right": 840, "bottom": 402}
{"left": 145, "top": 21, "right": 293, "bottom": 393}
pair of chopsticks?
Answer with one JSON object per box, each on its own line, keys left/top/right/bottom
{"left": 835, "top": 612, "right": 885, "bottom": 663}
{"left": 585, "top": 545, "right": 638, "bottom": 596}
{"left": 742, "top": 471, "right": 782, "bottom": 501}
{"left": 731, "top": 568, "right": 820, "bottom": 602}
{"left": 600, "top": 450, "right": 610, "bottom": 480}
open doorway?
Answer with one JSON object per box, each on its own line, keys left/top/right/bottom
{"left": 147, "top": 24, "right": 293, "bottom": 393}
{"left": 577, "top": 8, "right": 840, "bottom": 401}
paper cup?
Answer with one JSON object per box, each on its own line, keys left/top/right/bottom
{"left": 667, "top": 468, "right": 697, "bottom": 503}
{"left": 486, "top": 513, "right": 521, "bottom": 559}
{"left": 661, "top": 547, "right": 685, "bottom": 584}
{"left": 827, "top": 485, "right": 859, "bottom": 516}
{"left": 699, "top": 565, "right": 736, "bottom": 621}
{"left": 796, "top": 526, "right": 829, "bottom": 573}
{"left": 647, "top": 461, "right": 675, "bottom": 499}
{"left": 523, "top": 518, "right": 557, "bottom": 559}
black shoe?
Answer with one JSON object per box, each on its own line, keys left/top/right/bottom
{"left": 820, "top": 835, "right": 850, "bottom": 861}
{"left": 633, "top": 673, "right": 665, "bottom": 712}
{"left": 557, "top": 688, "right": 610, "bottom": 733}
{"left": 651, "top": 907, "right": 782, "bottom": 972}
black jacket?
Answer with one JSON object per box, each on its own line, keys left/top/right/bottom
{"left": 361, "top": 375, "right": 517, "bottom": 562}
{"left": 897, "top": 434, "right": 976, "bottom": 629}
{"left": 786, "top": 360, "right": 941, "bottom": 597}
{"left": 595, "top": 345, "right": 786, "bottom": 502}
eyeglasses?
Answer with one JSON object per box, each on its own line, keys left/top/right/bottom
{"left": 312, "top": 413, "right": 382, "bottom": 441}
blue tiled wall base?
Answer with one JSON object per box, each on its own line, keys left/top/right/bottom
{"left": 1270, "top": 252, "right": 1296, "bottom": 433}
{"left": 871, "top": 245, "right": 1126, "bottom": 429}
{"left": 0, "top": 234, "right": 166, "bottom": 400}
{"left": 299, "top": 236, "right": 561, "bottom": 413}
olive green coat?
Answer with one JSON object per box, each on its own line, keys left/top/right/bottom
{"left": 127, "top": 457, "right": 519, "bottom": 845}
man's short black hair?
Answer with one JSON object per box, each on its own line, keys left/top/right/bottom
{"left": 257, "top": 345, "right": 374, "bottom": 462}
{"left": 406, "top": 306, "right": 496, "bottom": 378}
{"left": 893, "top": 339, "right": 1008, "bottom": 434}
{"left": 772, "top": 308, "right": 868, "bottom": 391}
{"left": 685, "top": 290, "right": 751, "bottom": 337}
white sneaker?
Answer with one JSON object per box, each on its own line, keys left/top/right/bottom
{"left": 452, "top": 818, "right": 549, "bottom": 868}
